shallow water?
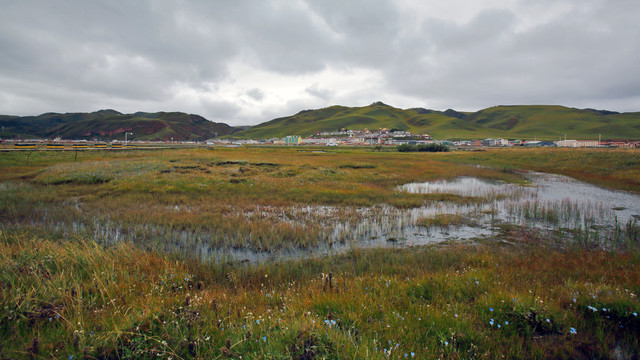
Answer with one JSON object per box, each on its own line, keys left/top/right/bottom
{"left": 400, "top": 172, "right": 640, "bottom": 223}
{"left": 215, "top": 172, "right": 640, "bottom": 263}
{"left": 14, "top": 172, "right": 639, "bottom": 264}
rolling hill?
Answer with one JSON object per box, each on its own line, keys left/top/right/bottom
{"left": 0, "top": 110, "right": 238, "bottom": 141}
{"left": 230, "top": 102, "right": 640, "bottom": 140}
{"left": 2, "top": 103, "right": 639, "bottom": 141}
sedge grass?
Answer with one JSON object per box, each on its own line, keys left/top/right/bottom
{"left": 1, "top": 229, "right": 639, "bottom": 359}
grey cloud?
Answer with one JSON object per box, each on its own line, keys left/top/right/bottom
{"left": 1, "top": 0, "right": 639, "bottom": 124}
{"left": 305, "top": 84, "right": 333, "bottom": 100}
{"left": 246, "top": 88, "right": 265, "bottom": 101}
{"left": 381, "top": 1, "right": 640, "bottom": 111}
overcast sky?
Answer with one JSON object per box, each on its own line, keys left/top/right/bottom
{"left": 1, "top": 0, "right": 639, "bottom": 125}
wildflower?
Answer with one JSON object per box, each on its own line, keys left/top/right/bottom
{"left": 497, "top": 324, "right": 501, "bottom": 328}
{"left": 546, "top": 318, "right": 550, "bottom": 323}
{"left": 475, "top": 281, "right": 479, "bottom": 285}
{"left": 489, "top": 307, "right": 494, "bottom": 312}
{"left": 633, "top": 312, "right": 638, "bottom": 317}
{"left": 489, "top": 319, "right": 494, "bottom": 326}
{"left": 504, "top": 321, "right": 509, "bottom": 325}
{"left": 572, "top": 298, "right": 576, "bottom": 303}
{"left": 256, "top": 320, "right": 260, "bottom": 324}
{"left": 411, "top": 352, "right": 415, "bottom": 357}
{"left": 69, "top": 356, "right": 73, "bottom": 360}
{"left": 444, "top": 341, "right": 449, "bottom": 346}
{"left": 263, "top": 336, "right": 267, "bottom": 342}
{"left": 569, "top": 327, "right": 577, "bottom": 334}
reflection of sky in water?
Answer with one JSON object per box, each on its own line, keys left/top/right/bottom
{"left": 531, "top": 173, "right": 640, "bottom": 222}
{"left": 400, "top": 172, "right": 640, "bottom": 223}
{"left": 399, "top": 177, "right": 536, "bottom": 199}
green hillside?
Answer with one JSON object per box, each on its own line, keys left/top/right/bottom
{"left": 230, "top": 103, "right": 640, "bottom": 140}
{"left": 0, "top": 111, "right": 238, "bottom": 141}
{"left": 233, "top": 102, "right": 450, "bottom": 138}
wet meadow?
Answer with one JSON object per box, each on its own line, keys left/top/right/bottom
{"left": 1, "top": 146, "right": 639, "bottom": 359}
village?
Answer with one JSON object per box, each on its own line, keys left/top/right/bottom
{"left": 208, "top": 128, "right": 640, "bottom": 148}
{"left": 3, "top": 127, "right": 640, "bottom": 149}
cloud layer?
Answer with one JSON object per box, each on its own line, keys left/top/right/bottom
{"left": 1, "top": 0, "right": 639, "bottom": 125}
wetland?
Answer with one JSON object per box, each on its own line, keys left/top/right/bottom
{"left": 1, "top": 146, "right": 639, "bottom": 359}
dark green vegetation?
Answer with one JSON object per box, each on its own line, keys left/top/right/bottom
{"left": 397, "top": 143, "right": 450, "bottom": 152}
{"left": 230, "top": 102, "right": 640, "bottom": 140}
{"left": 1, "top": 147, "right": 640, "bottom": 359}
{"left": 0, "top": 110, "right": 237, "bottom": 141}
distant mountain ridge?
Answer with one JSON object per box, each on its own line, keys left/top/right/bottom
{"left": 0, "top": 110, "right": 238, "bottom": 141}
{"left": 2, "top": 103, "right": 639, "bottom": 141}
{"left": 229, "top": 102, "right": 640, "bottom": 140}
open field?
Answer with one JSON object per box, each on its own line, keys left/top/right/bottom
{"left": 1, "top": 146, "right": 639, "bottom": 359}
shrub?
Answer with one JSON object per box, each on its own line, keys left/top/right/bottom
{"left": 397, "top": 144, "right": 449, "bottom": 152}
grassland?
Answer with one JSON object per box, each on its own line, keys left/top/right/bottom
{"left": 1, "top": 146, "right": 639, "bottom": 359}
{"left": 229, "top": 103, "right": 640, "bottom": 140}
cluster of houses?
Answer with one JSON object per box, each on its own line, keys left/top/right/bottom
{"left": 210, "top": 128, "right": 640, "bottom": 148}
{"left": 454, "top": 138, "right": 640, "bottom": 148}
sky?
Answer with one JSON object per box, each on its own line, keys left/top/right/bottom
{"left": 1, "top": 0, "right": 639, "bottom": 126}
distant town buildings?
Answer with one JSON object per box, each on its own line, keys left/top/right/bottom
{"left": 5, "top": 127, "right": 638, "bottom": 149}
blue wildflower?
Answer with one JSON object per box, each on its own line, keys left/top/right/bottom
{"left": 489, "top": 307, "right": 494, "bottom": 312}
{"left": 569, "top": 327, "right": 577, "bottom": 334}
